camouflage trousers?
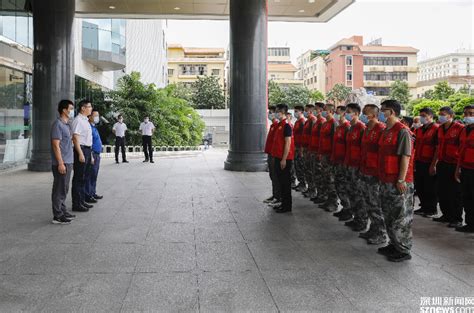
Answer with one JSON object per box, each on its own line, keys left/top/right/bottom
{"left": 380, "top": 182, "right": 415, "bottom": 254}
{"left": 304, "top": 151, "right": 316, "bottom": 196}
{"left": 320, "top": 155, "right": 338, "bottom": 205}
{"left": 334, "top": 164, "right": 351, "bottom": 210}
{"left": 346, "top": 167, "right": 367, "bottom": 226}
{"left": 294, "top": 148, "right": 306, "bottom": 186}
{"left": 360, "top": 174, "right": 386, "bottom": 239}
{"left": 312, "top": 154, "right": 326, "bottom": 200}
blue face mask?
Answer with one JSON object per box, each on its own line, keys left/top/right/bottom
{"left": 378, "top": 112, "right": 387, "bottom": 123}
{"left": 268, "top": 113, "right": 274, "bottom": 120}
{"left": 464, "top": 116, "right": 474, "bottom": 125}
{"left": 360, "top": 114, "right": 369, "bottom": 125}
{"left": 345, "top": 113, "right": 354, "bottom": 121}
{"left": 438, "top": 115, "right": 449, "bottom": 124}
{"left": 333, "top": 114, "right": 340, "bottom": 121}
{"left": 420, "top": 116, "right": 429, "bottom": 125}
{"left": 321, "top": 111, "right": 328, "bottom": 118}
{"left": 303, "top": 112, "right": 309, "bottom": 118}
{"left": 68, "top": 110, "right": 75, "bottom": 120}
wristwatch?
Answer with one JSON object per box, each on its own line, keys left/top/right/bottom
{"left": 397, "top": 179, "right": 406, "bottom": 184}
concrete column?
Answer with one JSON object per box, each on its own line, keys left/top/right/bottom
{"left": 224, "top": 0, "right": 268, "bottom": 172}
{"left": 28, "top": 0, "right": 75, "bottom": 172}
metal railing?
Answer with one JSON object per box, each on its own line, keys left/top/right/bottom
{"left": 100, "top": 145, "right": 204, "bottom": 158}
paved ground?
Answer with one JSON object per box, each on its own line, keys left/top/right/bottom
{"left": 0, "top": 149, "right": 473, "bottom": 312}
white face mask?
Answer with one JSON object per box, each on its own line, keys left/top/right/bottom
{"left": 144, "top": 118, "right": 149, "bottom": 123}
{"left": 68, "top": 110, "right": 74, "bottom": 119}
{"left": 412, "top": 122, "right": 422, "bottom": 129}
{"left": 118, "top": 118, "right": 123, "bottom": 123}
{"left": 93, "top": 116, "right": 100, "bottom": 124}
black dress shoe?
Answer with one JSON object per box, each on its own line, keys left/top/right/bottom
{"left": 338, "top": 211, "right": 353, "bottom": 222}
{"left": 275, "top": 207, "right": 292, "bottom": 213}
{"left": 82, "top": 202, "right": 93, "bottom": 209}
{"left": 433, "top": 215, "right": 449, "bottom": 223}
{"left": 72, "top": 205, "right": 89, "bottom": 212}
{"left": 150, "top": 160, "right": 155, "bottom": 163}
{"left": 143, "top": 159, "right": 149, "bottom": 163}
{"left": 447, "top": 222, "right": 463, "bottom": 228}
{"left": 387, "top": 251, "right": 412, "bottom": 262}
{"left": 455, "top": 225, "right": 474, "bottom": 233}
{"left": 414, "top": 209, "right": 426, "bottom": 215}
{"left": 122, "top": 160, "right": 129, "bottom": 163}
{"left": 377, "top": 244, "right": 396, "bottom": 256}
{"left": 345, "top": 220, "right": 357, "bottom": 227}
{"left": 85, "top": 197, "right": 98, "bottom": 204}
{"left": 93, "top": 194, "right": 103, "bottom": 200}
{"left": 116, "top": 161, "right": 120, "bottom": 164}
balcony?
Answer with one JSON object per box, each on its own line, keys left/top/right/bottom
{"left": 364, "top": 66, "right": 418, "bottom": 73}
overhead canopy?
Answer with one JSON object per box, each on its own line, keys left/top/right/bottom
{"left": 76, "top": 0, "right": 354, "bottom": 22}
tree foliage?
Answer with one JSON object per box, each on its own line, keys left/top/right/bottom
{"left": 310, "top": 90, "right": 325, "bottom": 102}
{"left": 285, "top": 85, "right": 311, "bottom": 108}
{"left": 191, "top": 76, "right": 225, "bottom": 109}
{"left": 389, "top": 80, "right": 411, "bottom": 107}
{"left": 326, "top": 83, "right": 351, "bottom": 105}
{"left": 268, "top": 80, "right": 286, "bottom": 106}
{"left": 433, "top": 81, "right": 455, "bottom": 100}
{"left": 412, "top": 99, "right": 448, "bottom": 117}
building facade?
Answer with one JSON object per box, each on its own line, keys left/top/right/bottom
{"left": 325, "top": 36, "right": 418, "bottom": 98}
{"left": 167, "top": 44, "right": 226, "bottom": 90}
{"left": 417, "top": 50, "right": 474, "bottom": 97}
{"left": 296, "top": 49, "right": 328, "bottom": 93}
{"left": 268, "top": 47, "right": 303, "bottom": 88}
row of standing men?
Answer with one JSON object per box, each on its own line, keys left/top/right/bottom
{"left": 264, "top": 100, "right": 474, "bottom": 263}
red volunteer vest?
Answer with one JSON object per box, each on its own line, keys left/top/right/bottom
{"left": 319, "top": 118, "right": 336, "bottom": 156}
{"left": 293, "top": 117, "right": 305, "bottom": 148}
{"left": 459, "top": 127, "right": 474, "bottom": 170}
{"left": 378, "top": 121, "right": 414, "bottom": 184}
{"left": 308, "top": 116, "right": 326, "bottom": 153}
{"left": 437, "top": 122, "right": 464, "bottom": 164}
{"left": 264, "top": 120, "right": 279, "bottom": 154}
{"left": 271, "top": 119, "right": 295, "bottom": 160}
{"left": 331, "top": 120, "right": 350, "bottom": 164}
{"left": 414, "top": 123, "right": 439, "bottom": 163}
{"left": 302, "top": 114, "right": 316, "bottom": 148}
{"left": 360, "top": 122, "right": 385, "bottom": 177}
{"left": 344, "top": 120, "right": 366, "bottom": 168}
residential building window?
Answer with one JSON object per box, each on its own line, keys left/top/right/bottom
{"left": 363, "top": 57, "right": 408, "bottom": 66}
{"left": 168, "top": 69, "right": 174, "bottom": 76}
{"left": 347, "top": 71, "right": 353, "bottom": 81}
{"left": 364, "top": 71, "right": 408, "bottom": 81}
{"left": 346, "top": 55, "right": 353, "bottom": 66}
{"left": 365, "top": 87, "right": 390, "bottom": 96}
{"left": 212, "top": 69, "right": 220, "bottom": 76}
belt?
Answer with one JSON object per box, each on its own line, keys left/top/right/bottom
{"left": 80, "top": 145, "right": 91, "bottom": 149}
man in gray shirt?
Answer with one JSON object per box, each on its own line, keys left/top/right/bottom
{"left": 50, "top": 100, "right": 76, "bottom": 224}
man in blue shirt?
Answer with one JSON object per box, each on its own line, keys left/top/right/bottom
{"left": 85, "top": 109, "right": 104, "bottom": 203}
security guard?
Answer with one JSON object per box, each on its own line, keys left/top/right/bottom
{"left": 302, "top": 104, "right": 317, "bottom": 198}
{"left": 308, "top": 102, "right": 326, "bottom": 203}
{"left": 264, "top": 106, "right": 281, "bottom": 207}
{"left": 413, "top": 107, "right": 439, "bottom": 217}
{"left": 271, "top": 103, "right": 295, "bottom": 213}
{"left": 377, "top": 100, "right": 415, "bottom": 262}
{"left": 433, "top": 106, "right": 464, "bottom": 228}
{"left": 329, "top": 106, "right": 350, "bottom": 213}
{"left": 318, "top": 103, "right": 338, "bottom": 210}
{"left": 343, "top": 103, "right": 367, "bottom": 231}
{"left": 358, "top": 104, "right": 387, "bottom": 245}
{"left": 455, "top": 105, "right": 474, "bottom": 233}
{"left": 293, "top": 106, "right": 306, "bottom": 191}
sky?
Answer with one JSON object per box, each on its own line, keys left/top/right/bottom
{"left": 166, "top": 0, "right": 474, "bottom": 63}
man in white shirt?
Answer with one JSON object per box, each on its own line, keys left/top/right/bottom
{"left": 112, "top": 114, "right": 128, "bottom": 164}
{"left": 71, "top": 99, "right": 93, "bottom": 212}
{"left": 139, "top": 116, "right": 155, "bottom": 163}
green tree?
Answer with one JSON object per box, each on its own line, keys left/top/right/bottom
{"left": 167, "top": 83, "right": 194, "bottom": 104}
{"left": 285, "top": 85, "right": 311, "bottom": 108}
{"left": 452, "top": 96, "right": 474, "bottom": 118}
{"left": 433, "top": 81, "right": 455, "bottom": 100}
{"left": 458, "top": 84, "right": 471, "bottom": 95}
{"left": 406, "top": 98, "right": 424, "bottom": 116}
{"left": 412, "top": 99, "right": 448, "bottom": 117}
{"left": 110, "top": 72, "right": 204, "bottom": 146}
{"left": 326, "top": 83, "right": 351, "bottom": 105}
{"left": 389, "top": 80, "right": 411, "bottom": 107}
{"left": 191, "top": 76, "right": 225, "bottom": 109}
{"left": 268, "top": 80, "right": 286, "bottom": 106}
{"left": 309, "top": 90, "right": 325, "bottom": 102}
{"left": 422, "top": 89, "right": 435, "bottom": 99}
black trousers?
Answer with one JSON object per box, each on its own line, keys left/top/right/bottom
{"left": 115, "top": 136, "right": 127, "bottom": 162}
{"left": 267, "top": 155, "right": 281, "bottom": 200}
{"left": 274, "top": 158, "right": 293, "bottom": 210}
{"left": 461, "top": 168, "right": 474, "bottom": 227}
{"left": 142, "top": 135, "right": 153, "bottom": 161}
{"left": 414, "top": 161, "right": 438, "bottom": 214}
{"left": 72, "top": 146, "right": 91, "bottom": 207}
{"left": 436, "top": 161, "right": 463, "bottom": 223}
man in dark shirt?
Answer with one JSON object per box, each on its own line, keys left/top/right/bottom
{"left": 50, "top": 100, "right": 76, "bottom": 224}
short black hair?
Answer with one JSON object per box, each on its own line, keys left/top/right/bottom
{"left": 305, "top": 104, "right": 315, "bottom": 109}
{"left": 276, "top": 103, "right": 289, "bottom": 113}
{"left": 419, "top": 107, "right": 434, "bottom": 116}
{"left": 325, "top": 103, "right": 335, "bottom": 112}
{"left": 439, "top": 106, "right": 454, "bottom": 115}
{"left": 57, "top": 99, "right": 74, "bottom": 114}
{"left": 294, "top": 105, "right": 304, "bottom": 111}
{"left": 402, "top": 116, "right": 414, "bottom": 127}
{"left": 78, "top": 99, "right": 91, "bottom": 109}
{"left": 92, "top": 108, "right": 99, "bottom": 113}
{"left": 336, "top": 105, "right": 346, "bottom": 112}
{"left": 314, "top": 102, "right": 325, "bottom": 109}
{"left": 117, "top": 114, "right": 123, "bottom": 119}
{"left": 346, "top": 102, "right": 361, "bottom": 114}
{"left": 381, "top": 99, "right": 401, "bottom": 116}
{"left": 268, "top": 105, "right": 276, "bottom": 111}
{"left": 464, "top": 105, "right": 474, "bottom": 111}
{"left": 363, "top": 104, "right": 379, "bottom": 115}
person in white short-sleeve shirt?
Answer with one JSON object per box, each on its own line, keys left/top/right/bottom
{"left": 112, "top": 114, "right": 128, "bottom": 163}
{"left": 139, "top": 116, "right": 155, "bottom": 163}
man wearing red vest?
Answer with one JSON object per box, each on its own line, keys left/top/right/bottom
{"left": 302, "top": 104, "right": 317, "bottom": 199}
{"left": 413, "top": 107, "right": 439, "bottom": 217}
{"left": 293, "top": 106, "right": 306, "bottom": 191}
{"left": 308, "top": 102, "right": 326, "bottom": 203}
{"left": 455, "top": 105, "right": 474, "bottom": 233}
{"left": 341, "top": 103, "right": 368, "bottom": 231}
{"left": 357, "top": 104, "right": 387, "bottom": 245}
{"left": 433, "top": 106, "right": 464, "bottom": 228}
{"left": 329, "top": 106, "right": 351, "bottom": 213}
{"left": 271, "top": 103, "right": 295, "bottom": 213}
{"left": 377, "top": 100, "right": 415, "bottom": 262}
{"left": 263, "top": 106, "right": 281, "bottom": 207}
{"left": 318, "top": 103, "right": 338, "bottom": 210}
{"left": 286, "top": 112, "right": 297, "bottom": 189}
